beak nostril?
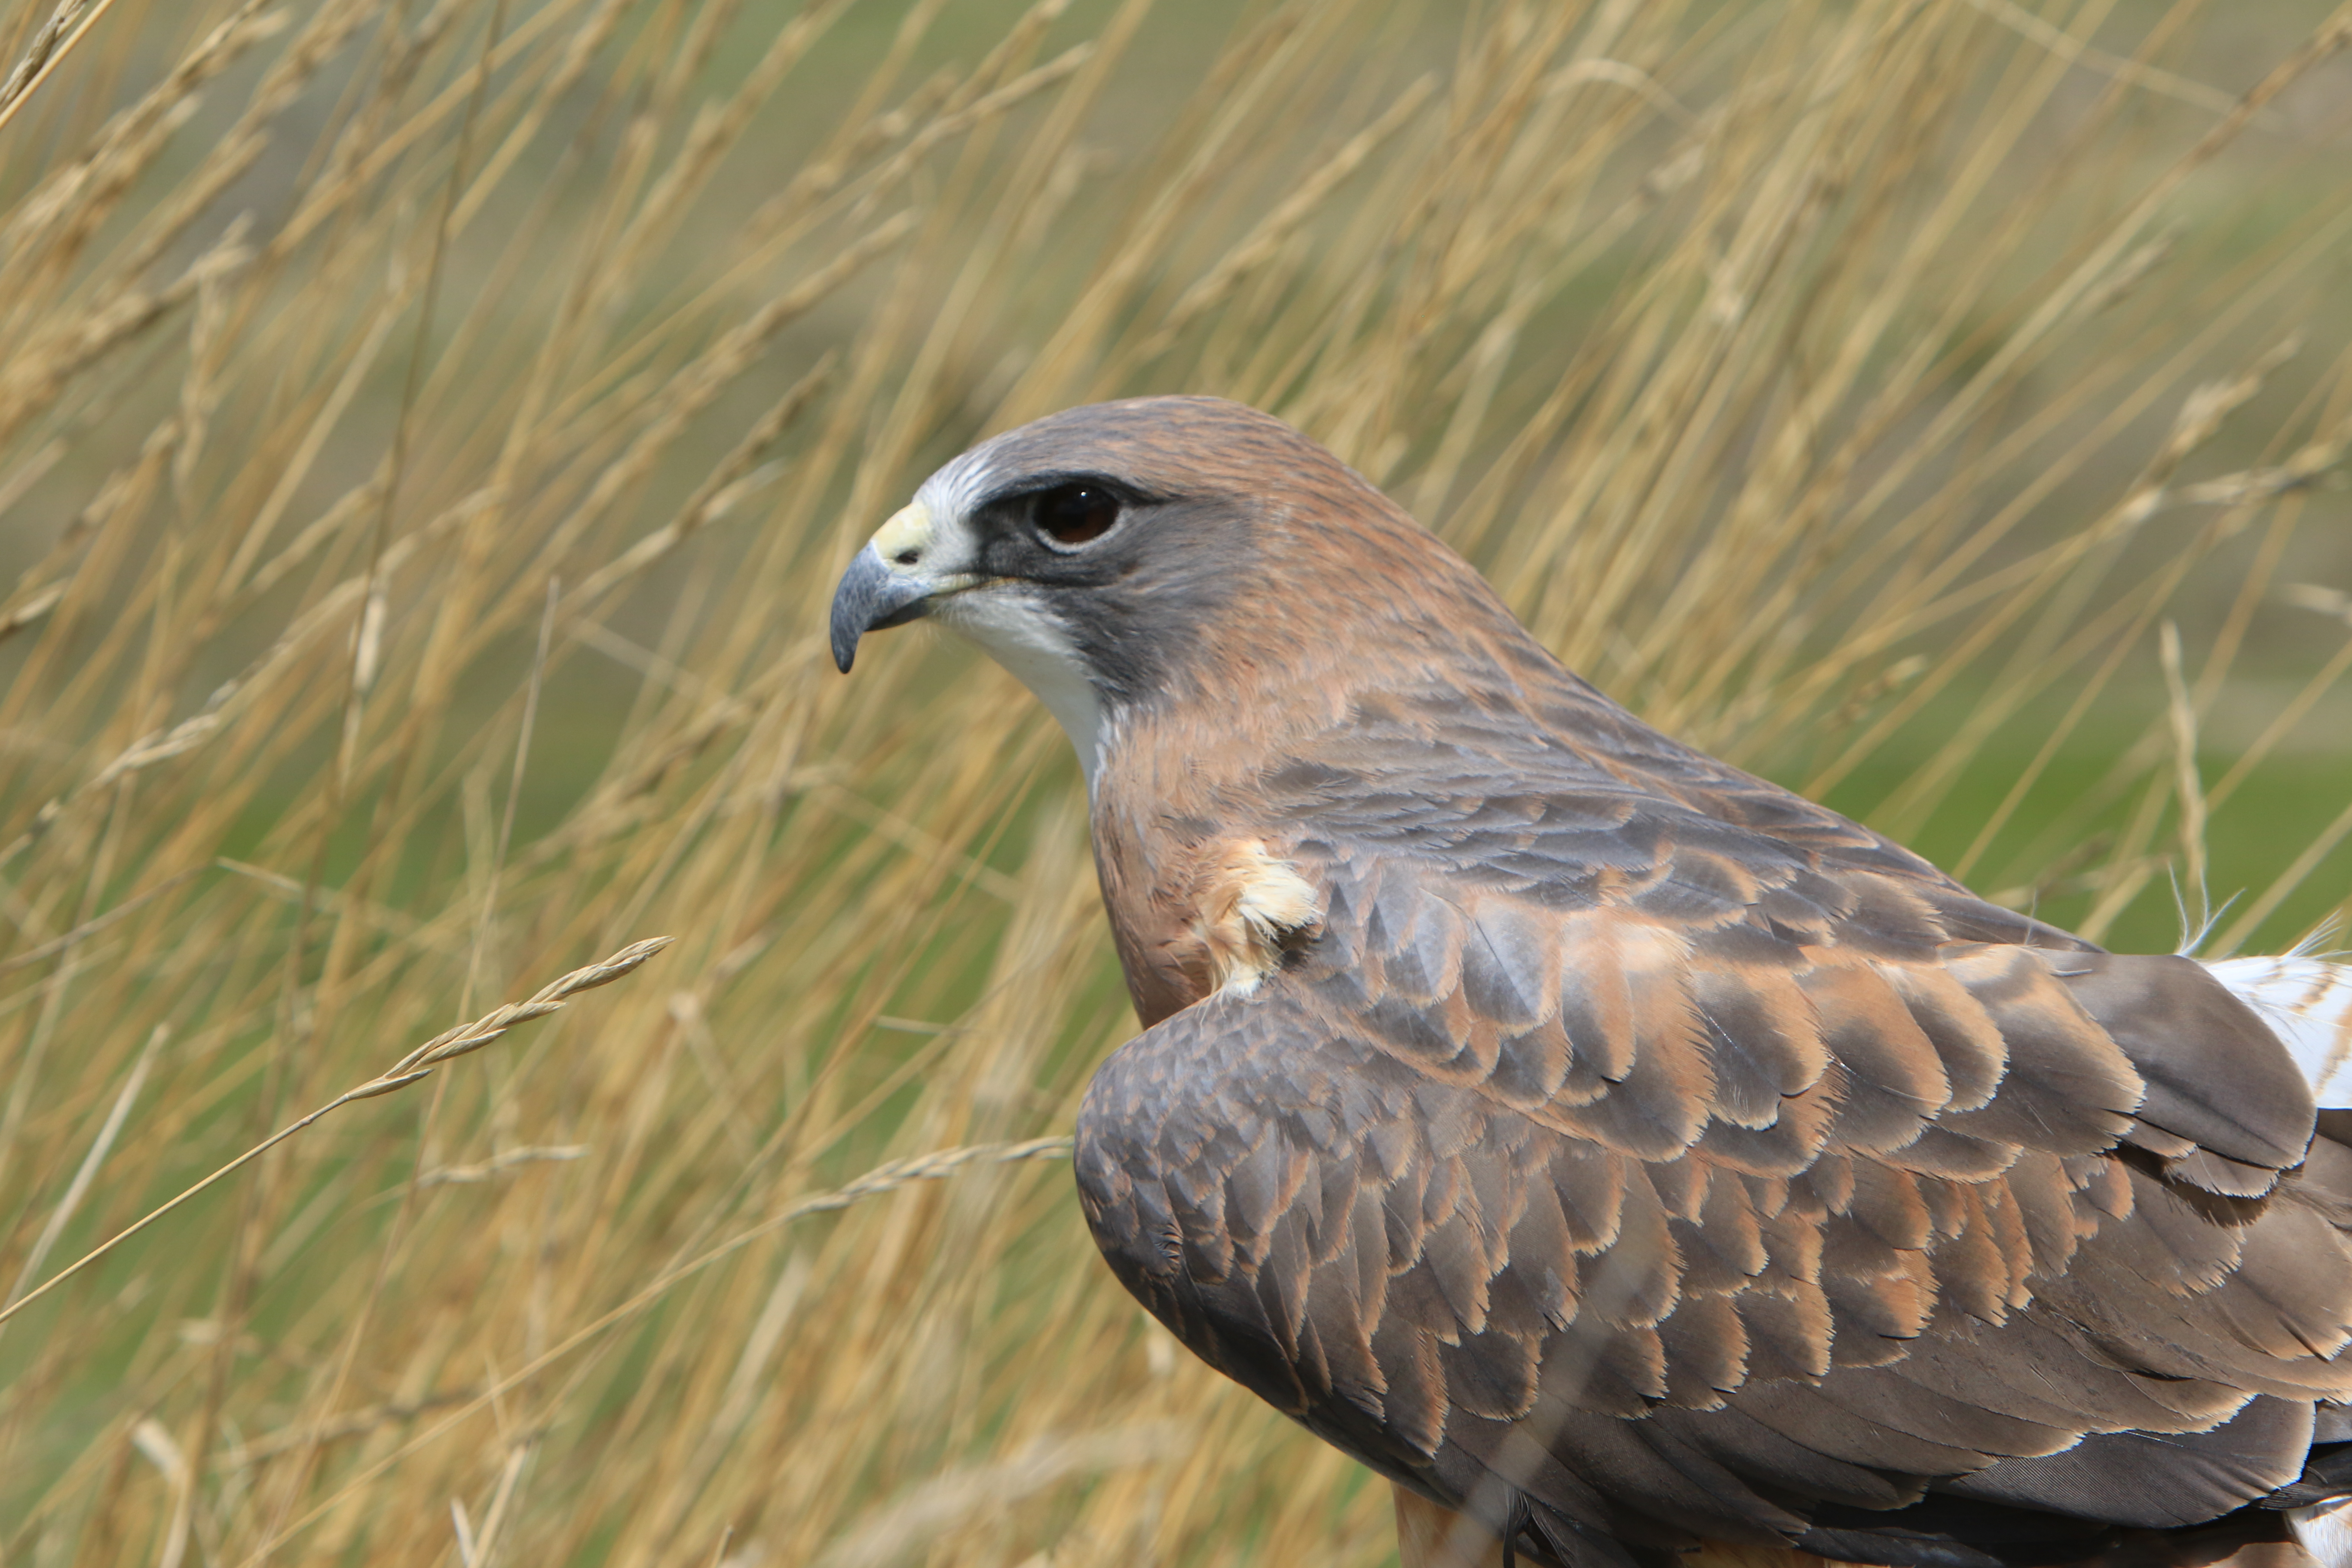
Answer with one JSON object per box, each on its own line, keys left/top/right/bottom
{"left": 894, "top": 549, "right": 921, "bottom": 566}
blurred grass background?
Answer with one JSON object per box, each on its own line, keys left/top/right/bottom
{"left": 0, "top": 0, "right": 2348, "bottom": 1562}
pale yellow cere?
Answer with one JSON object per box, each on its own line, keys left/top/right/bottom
{"left": 871, "top": 500, "right": 935, "bottom": 563}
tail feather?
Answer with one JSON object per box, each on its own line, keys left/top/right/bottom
{"left": 2289, "top": 1498, "right": 2352, "bottom": 1568}
{"left": 2205, "top": 957, "right": 2352, "bottom": 1109}
{"left": 2208, "top": 953, "right": 2352, "bottom": 1563}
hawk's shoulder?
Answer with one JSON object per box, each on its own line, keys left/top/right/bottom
{"left": 1076, "top": 710, "right": 2350, "bottom": 1553}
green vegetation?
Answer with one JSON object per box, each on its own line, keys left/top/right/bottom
{"left": 0, "top": 0, "right": 2346, "bottom": 1560}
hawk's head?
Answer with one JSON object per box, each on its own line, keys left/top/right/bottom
{"left": 830, "top": 395, "right": 1502, "bottom": 782}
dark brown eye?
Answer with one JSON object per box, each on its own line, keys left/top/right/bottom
{"left": 1033, "top": 484, "right": 1119, "bottom": 547}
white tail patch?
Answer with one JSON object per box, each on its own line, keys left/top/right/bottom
{"left": 2204, "top": 956, "right": 2352, "bottom": 1109}
{"left": 1194, "top": 841, "right": 1323, "bottom": 999}
{"left": 2291, "top": 1497, "right": 2352, "bottom": 1568}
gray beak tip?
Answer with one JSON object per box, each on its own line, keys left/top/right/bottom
{"left": 829, "top": 597, "right": 866, "bottom": 677}
{"left": 830, "top": 545, "right": 924, "bottom": 676}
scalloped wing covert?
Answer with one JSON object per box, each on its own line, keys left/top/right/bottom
{"left": 1075, "top": 717, "right": 2352, "bottom": 1568}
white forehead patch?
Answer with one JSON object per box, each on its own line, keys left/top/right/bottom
{"left": 914, "top": 444, "right": 1001, "bottom": 527}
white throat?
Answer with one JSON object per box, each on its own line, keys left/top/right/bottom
{"left": 895, "top": 453, "right": 1110, "bottom": 787}
{"left": 933, "top": 591, "right": 1106, "bottom": 787}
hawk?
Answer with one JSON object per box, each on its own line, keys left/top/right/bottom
{"left": 828, "top": 396, "right": 2352, "bottom": 1568}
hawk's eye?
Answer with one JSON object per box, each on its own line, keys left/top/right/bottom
{"left": 1032, "top": 484, "right": 1120, "bottom": 548}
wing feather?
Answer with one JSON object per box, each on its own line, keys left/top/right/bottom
{"left": 1074, "top": 722, "right": 2352, "bottom": 1559}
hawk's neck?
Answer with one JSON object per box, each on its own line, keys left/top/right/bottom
{"left": 1079, "top": 592, "right": 1694, "bottom": 1029}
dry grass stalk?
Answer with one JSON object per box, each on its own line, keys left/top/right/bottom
{"left": 0, "top": 937, "right": 673, "bottom": 1333}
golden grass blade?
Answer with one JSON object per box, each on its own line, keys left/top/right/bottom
{"left": 0, "top": 1022, "right": 161, "bottom": 1317}
{"left": 244, "top": 1136, "right": 1076, "bottom": 1561}
{"left": 0, "top": 937, "right": 672, "bottom": 1333}
{"left": 0, "top": 0, "right": 120, "bottom": 136}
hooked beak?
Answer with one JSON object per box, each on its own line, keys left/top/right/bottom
{"left": 829, "top": 501, "right": 956, "bottom": 673}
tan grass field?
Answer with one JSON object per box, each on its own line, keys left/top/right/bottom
{"left": 0, "top": 0, "right": 2349, "bottom": 1561}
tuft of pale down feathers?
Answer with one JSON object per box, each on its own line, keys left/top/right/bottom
{"left": 1195, "top": 841, "right": 1324, "bottom": 998}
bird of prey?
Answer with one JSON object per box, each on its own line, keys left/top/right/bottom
{"left": 828, "top": 396, "right": 2352, "bottom": 1568}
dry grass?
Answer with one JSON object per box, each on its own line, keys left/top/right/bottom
{"left": 0, "top": 0, "right": 2349, "bottom": 1562}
